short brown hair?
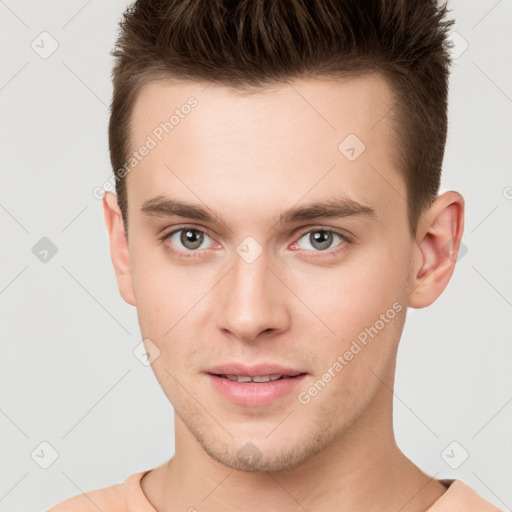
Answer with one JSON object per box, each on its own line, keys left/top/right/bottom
{"left": 108, "top": 0, "right": 454, "bottom": 238}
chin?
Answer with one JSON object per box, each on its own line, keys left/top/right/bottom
{"left": 195, "top": 427, "right": 332, "bottom": 474}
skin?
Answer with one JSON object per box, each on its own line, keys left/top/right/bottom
{"left": 103, "top": 74, "right": 465, "bottom": 511}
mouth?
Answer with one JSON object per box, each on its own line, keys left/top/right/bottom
{"left": 210, "top": 373, "right": 306, "bottom": 383}
{"left": 206, "top": 362, "right": 306, "bottom": 378}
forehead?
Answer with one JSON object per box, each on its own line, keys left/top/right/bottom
{"left": 126, "top": 74, "right": 405, "bottom": 231}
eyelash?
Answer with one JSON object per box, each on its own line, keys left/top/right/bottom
{"left": 159, "top": 225, "right": 352, "bottom": 259}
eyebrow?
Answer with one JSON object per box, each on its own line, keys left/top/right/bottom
{"left": 140, "top": 195, "right": 377, "bottom": 227}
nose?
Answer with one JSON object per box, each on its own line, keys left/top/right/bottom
{"left": 215, "top": 249, "right": 290, "bottom": 342}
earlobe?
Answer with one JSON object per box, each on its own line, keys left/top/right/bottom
{"left": 102, "top": 192, "right": 136, "bottom": 307}
{"left": 407, "top": 191, "right": 465, "bottom": 309}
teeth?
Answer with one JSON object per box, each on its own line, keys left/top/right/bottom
{"left": 234, "top": 375, "right": 252, "bottom": 382}
{"left": 224, "top": 375, "right": 284, "bottom": 383}
{"left": 252, "top": 375, "right": 272, "bottom": 383}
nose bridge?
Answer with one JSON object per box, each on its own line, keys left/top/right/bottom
{"left": 215, "top": 243, "right": 287, "bottom": 340}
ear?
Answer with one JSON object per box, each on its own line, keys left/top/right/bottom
{"left": 102, "top": 192, "right": 136, "bottom": 306}
{"left": 408, "top": 191, "right": 465, "bottom": 308}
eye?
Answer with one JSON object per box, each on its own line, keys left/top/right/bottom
{"left": 160, "top": 225, "right": 351, "bottom": 259}
{"left": 292, "top": 228, "right": 349, "bottom": 254}
{"left": 162, "top": 227, "right": 215, "bottom": 254}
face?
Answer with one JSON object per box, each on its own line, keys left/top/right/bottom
{"left": 108, "top": 75, "right": 419, "bottom": 472}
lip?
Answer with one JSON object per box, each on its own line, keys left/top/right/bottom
{"left": 205, "top": 363, "right": 308, "bottom": 407}
{"left": 206, "top": 363, "right": 304, "bottom": 377}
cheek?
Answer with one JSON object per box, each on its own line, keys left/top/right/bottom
{"left": 294, "top": 275, "right": 405, "bottom": 421}
{"left": 129, "top": 251, "right": 215, "bottom": 366}
{"left": 129, "top": 249, "right": 179, "bottom": 340}
{"left": 299, "top": 253, "right": 406, "bottom": 335}
{"left": 289, "top": 244, "right": 408, "bottom": 386}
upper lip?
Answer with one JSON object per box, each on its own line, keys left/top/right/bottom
{"left": 206, "top": 363, "right": 306, "bottom": 377}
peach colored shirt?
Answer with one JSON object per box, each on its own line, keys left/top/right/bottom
{"left": 46, "top": 470, "right": 503, "bottom": 511}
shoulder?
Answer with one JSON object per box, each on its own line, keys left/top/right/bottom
{"left": 428, "top": 479, "right": 503, "bottom": 512}
{"left": 46, "top": 481, "right": 128, "bottom": 512}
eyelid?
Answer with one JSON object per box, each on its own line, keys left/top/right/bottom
{"left": 161, "top": 224, "right": 214, "bottom": 240}
{"left": 294, "top": 225, "right": 352, "bottom": 243}
{"left": 161, "top": 224, "right": 352, "bottom": 241}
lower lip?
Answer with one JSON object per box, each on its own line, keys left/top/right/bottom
{"left": 206, "top": 373, "right": 308, "bottom": 407}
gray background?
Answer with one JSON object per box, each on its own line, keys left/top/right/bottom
{"left": 1, "top": 1, "right": 511, "bottom": 510}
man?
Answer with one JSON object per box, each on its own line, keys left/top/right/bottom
{"left": 48, "top": 0, "right": 501, "bottom": 510}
